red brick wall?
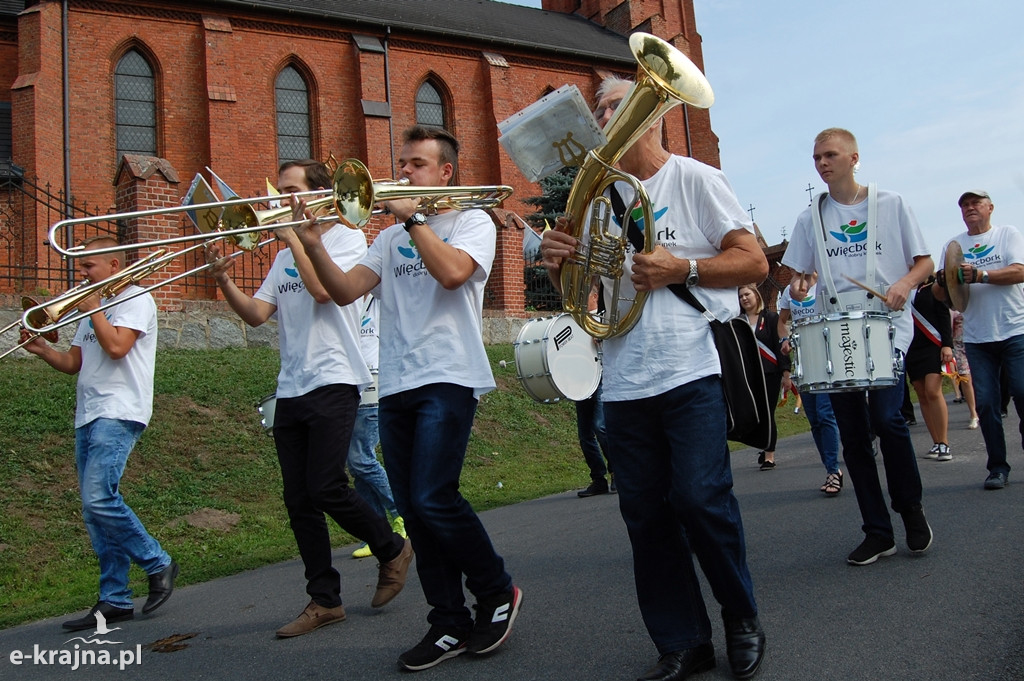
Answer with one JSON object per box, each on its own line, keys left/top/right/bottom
{"left": 6, "top": 0, "right": 720, "bottom": 314}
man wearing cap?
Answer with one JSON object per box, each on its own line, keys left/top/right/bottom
{"left": 934, "top": 190, "right": 1024, "bottom": 490}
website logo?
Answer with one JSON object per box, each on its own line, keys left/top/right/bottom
{"left": 7, "top": 611, "right": 143, "bottom": 671}
{"left": 829, "top": 219, "right": 868, "bottom": 243}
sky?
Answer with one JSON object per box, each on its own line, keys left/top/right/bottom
{"left": 502, "top": 0, "right": 1024, "bottom": 264}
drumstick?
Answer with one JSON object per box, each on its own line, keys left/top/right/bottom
{"left": 842, "top": 274, "right": 889, "bottom": 304}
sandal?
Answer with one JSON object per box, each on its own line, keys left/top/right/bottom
{"left": 822, "top": 471, "right": 843, "bottom": 496}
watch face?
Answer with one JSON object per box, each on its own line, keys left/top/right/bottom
{"left": 413, "top": 212, "right": 427, "bottom": 223}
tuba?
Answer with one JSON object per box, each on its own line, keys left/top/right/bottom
{"left": 561, "top": 32, "right": 714, "bottom": 339}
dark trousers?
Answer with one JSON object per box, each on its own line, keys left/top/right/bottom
{"left": 380, "top": 383, "right": 512, "bottom": 630}
{"left": 605, "top": 376, "right": 757, "bottom": 654}
{"left": 830, "top": 368, "right": 924, "bottom": 541}
{"left": 274, "top": 383, "right": 402, "bottom": 608}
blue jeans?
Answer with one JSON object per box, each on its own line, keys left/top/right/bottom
{"left": 380, "top": 383, "right": 512, "bottom": 630}
{"left": 576, "top": 382, "right": 611, "bottom": 481}
{"left": 347, "top": 405, "right": 399, "bottom": 520}
{"left": 803, "top": 392, "right": 841, "bottom": 475}
{"left": 75, "top": 418, "right": 171, "bottom": 609}
{"left": 829, "top": 366, "right": 924, "bottom": 541}
{"left": 966, "top": 334, "right": 1024, "bottom": 476}
{"left": 604, "top": 376, "right": 757, "bottom": 654}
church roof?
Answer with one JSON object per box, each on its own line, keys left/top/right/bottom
{"left": 206, "top": 0, "right": 634, "bottom": 63}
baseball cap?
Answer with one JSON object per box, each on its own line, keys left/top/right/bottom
{"left": 958, "top": 190, "right": 990, "bottom": 206}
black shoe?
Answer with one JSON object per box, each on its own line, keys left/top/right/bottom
{"left": 143, "top": 560, "right": 179, "bottom": 614}
{"left": 984, "top": 472, "right": 1009, "bottom": 490}
{"left": 901, "top": 506, "right": 933, "bottom": 553}
{"left": 609, "top": 474, "right": 617, "bottom": 494}
{"left": 723, "top": 616, "right": 765, "bottom": 680}
{"left": 637, "top": 644, "right": 716, "bottom": 681}
{"left": 466, "top": 586, "right": 522, "bottom": 655}
{"left": 577, "top": 479, "right": 609, "bottom": 498}
{"left": 847, "top": 535, "right": 896, "bottom": 565}
{"left": 62, "top": 602, "right": 134, "bottom": 632}
{"left": 398, "top": 625, "right": 470, "bottom": 670}
{"left": 756, "top": 451, "right": 765, "bottom": 465}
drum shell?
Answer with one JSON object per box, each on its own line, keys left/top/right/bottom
{"left": 792, "top": 311, "right": 901, "bottom": 393}
{"left": 514, "top": 314, "right": 602, "bottom": 403}
{"left": 359, "top": 370, "right": 379, "bottom": 407}
{"left": 256, "top": 393, "right": 277, "bottom": 434}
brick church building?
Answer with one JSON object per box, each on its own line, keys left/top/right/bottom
{"left": 1, "top": 0, "right": 779, "bottom": 343}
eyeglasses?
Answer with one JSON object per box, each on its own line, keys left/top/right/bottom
{"left": 593, "top": 99, "right": 622, "bottom": 121}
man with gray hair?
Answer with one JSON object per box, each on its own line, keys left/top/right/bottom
{"left": 543, "top": 75, "right": 768, "bottom": 681}
{"left": 934, "top": 190, "right": 1024, "bottom": 489}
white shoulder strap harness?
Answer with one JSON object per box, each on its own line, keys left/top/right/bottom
{"left": 810, "top": 182, "right": 886, "bottom": 314}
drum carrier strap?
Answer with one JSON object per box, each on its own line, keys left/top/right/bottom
{"left": 810, "top": 182, "right": 885, "bottom": 314}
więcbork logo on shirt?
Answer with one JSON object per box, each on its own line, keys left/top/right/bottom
{"left": 611, "top": 203, "right": 671, "bottom": 252}
{"left": 393, "top": 237, "right": 448, "bottom": 279}
{"left": 277, "top": 260, "right": 306, "bottom": 294}
{"left": 963, "top": 242, "right": 998, "bottom": 267}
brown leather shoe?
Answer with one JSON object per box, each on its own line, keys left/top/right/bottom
{"left": 275, "top": 600, "right": 346, "bottom": 638}
{"left": 372, "top": 537, "right": 413, "bottom": 608}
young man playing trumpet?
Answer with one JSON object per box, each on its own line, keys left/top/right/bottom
{"left": 207, "top": 159, "right": 412, "bottom": 638}
{"left": 20, "top": 236, "right": 178, "bottom": 631}
{"left": 291, "top": 126, "right": 521, "bottom": 671}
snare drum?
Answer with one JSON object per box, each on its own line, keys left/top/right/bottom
{"left": 359, "top": 370, "right": 379, "bottom": 407}
{"left": 514, "top": 314, "right": 602, "bottom": 403}
{"left": 256, "top": 393, "right": 277, "bottom": 435}
{"left": 792, "top": 311, "right": 901, "bottom": 393}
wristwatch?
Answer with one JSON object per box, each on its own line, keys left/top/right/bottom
{"left": 685, "top": 258, "right": 700, "bottom": 287}
{"left": 980, "top": 270, "right": 990, "bottom": 284}
{"left": 404, "top": 212, "right": 427, "bottom": 232}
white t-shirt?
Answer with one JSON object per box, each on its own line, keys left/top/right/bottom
{"left": 778, "top": 283, "right": 820, "bottom": 323}
{"left": 255, "top": 225, "right": 371, "bottom": 398}
{"left": 782, "top": 189, "right": 930, "bottom": 353}
{"left": 359, "top": 295, "right": 379, "bottom": 372}
{"left": 941, "top": 224, "right": 1024, "bottom": 343}
{"left": 72, "top": 285, "right": 157, "bottom": 428}
{"left": 360, "top": 209, "right": 496, "bottom": 399}
{"left": 598, "top": 155, "right": 755, "bottom": 401}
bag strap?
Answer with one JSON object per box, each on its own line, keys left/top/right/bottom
{"left": 608, "top": 184, "right": 715, "bottom": 323}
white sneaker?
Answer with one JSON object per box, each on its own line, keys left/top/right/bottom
{"left": 935, "top": 443, "right": 952, "bottom": 462}
{"left": 968, "top": 417, "right": 980, "bottom": 430}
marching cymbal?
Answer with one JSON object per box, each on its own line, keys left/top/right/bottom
{"left": 944, "top": 241, "right": 970, "bottom": 312}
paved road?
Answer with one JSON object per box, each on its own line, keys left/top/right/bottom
{"left": 1, "top": 396, "right": 1021, "bottom": 680}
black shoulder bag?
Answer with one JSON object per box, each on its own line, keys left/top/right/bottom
{"left": 608, "top": 187, "right": 775, "bottom": 450}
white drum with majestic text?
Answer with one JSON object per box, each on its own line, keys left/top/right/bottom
{"left": 792, "top": 311, "right": 901, "bottom": 393}
{"left": 256, "top": 393, "right": 277, "bottom": 434}
{"left": 514, "top": 314, "right": 602, "bottom": 403}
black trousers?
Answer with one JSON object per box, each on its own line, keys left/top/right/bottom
{"left": 273, "top": 383, "right": 402, "bottom": 607}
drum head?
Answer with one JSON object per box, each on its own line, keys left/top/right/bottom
{"left": 539, "top": 315, "right": 601, "bottom": 401}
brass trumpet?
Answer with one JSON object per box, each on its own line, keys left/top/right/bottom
{"left": 561, "top": 32, "right": 714, "bottom": 339}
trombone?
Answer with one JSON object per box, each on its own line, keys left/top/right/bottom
{"left": 46, "top": 190, "right": 333, "bottom": 259}
{"left": 45, "top": 161, "right": 514, "bottom": 259}
{"left": 2, "top": 236, "right": 275, "bottom": 360}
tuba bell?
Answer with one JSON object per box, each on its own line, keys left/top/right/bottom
{"left": 560, "top": 32, "right": 714, "bottom": 339}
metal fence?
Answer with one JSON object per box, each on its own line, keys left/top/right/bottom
{"left": 0, "top": 170, "right": 277, "bottom": 298}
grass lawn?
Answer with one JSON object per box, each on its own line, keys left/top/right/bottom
{"left": 0, "top": 344, "right": 811, "bottom": 629}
